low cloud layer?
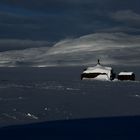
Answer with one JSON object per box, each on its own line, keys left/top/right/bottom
{"left": 0, "top": 39, "right": 50, "bottom": 52}
{"left": 111, "top": 10, "right": 140, "bottom": 26}
{"left": 0, "top": 32, "right": 139, "bottom": 67}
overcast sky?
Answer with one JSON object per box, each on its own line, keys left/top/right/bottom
{"left": 0, "top": 0, "right": 140, "bottom": 66}
{"left": 1, "top": 0, "right": 140, "bottom": 41}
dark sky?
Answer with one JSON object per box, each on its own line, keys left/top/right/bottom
{"left": 1, "top": 0, "right": 140, "bottom": 41}
{"left": 0, "top": 0, "right": 140, "bottom": 66}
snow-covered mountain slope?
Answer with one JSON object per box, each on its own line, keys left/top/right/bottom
{"left": 0, "top": 33, "right": 140, "bottom": 67}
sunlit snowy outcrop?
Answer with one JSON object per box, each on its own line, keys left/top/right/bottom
{"left": 81, "top": 63, "right": 113, "bottom": 81}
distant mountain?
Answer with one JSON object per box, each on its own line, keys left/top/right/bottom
{"left": 0, "top": 32, "right": 139, "bottom": 67}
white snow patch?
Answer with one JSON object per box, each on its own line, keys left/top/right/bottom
{"left": 84, "top": 64, "right": 111, "bottom": 75}
{"left": 83, "top": 64, "right": 112, "bottom": 80}
{"left": 94, "top": 75, "right": 110, "bottom": 81}
{"left": 118, "top": 72, "right": 134, "bottom": 75}
{"left": 66, "top": 87, "right": 80, "bottom": 91}
{"left": 2, "top": 113, "right": 17, "bottom": 120}
{"left": 26, "top": 113, "right": 38, "bottom": 120}
{"left": 134, "top": 94, "right": 140, "bottom": 98}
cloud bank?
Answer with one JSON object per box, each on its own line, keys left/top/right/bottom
{"left": 0, "top": 32, "right": 139, "bottom": 67}
{"left": 0, "top": 39, "right": 50, "bottom": 52}
{"left": 111, "top": 10, "right": 140, "bottom": 27}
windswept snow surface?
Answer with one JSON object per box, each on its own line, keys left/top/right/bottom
{"left": 0, "top": 33, "right": 140, "bottom": 67}
{"left": 0, "top": 66, "right": 139, "bottom": 127}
